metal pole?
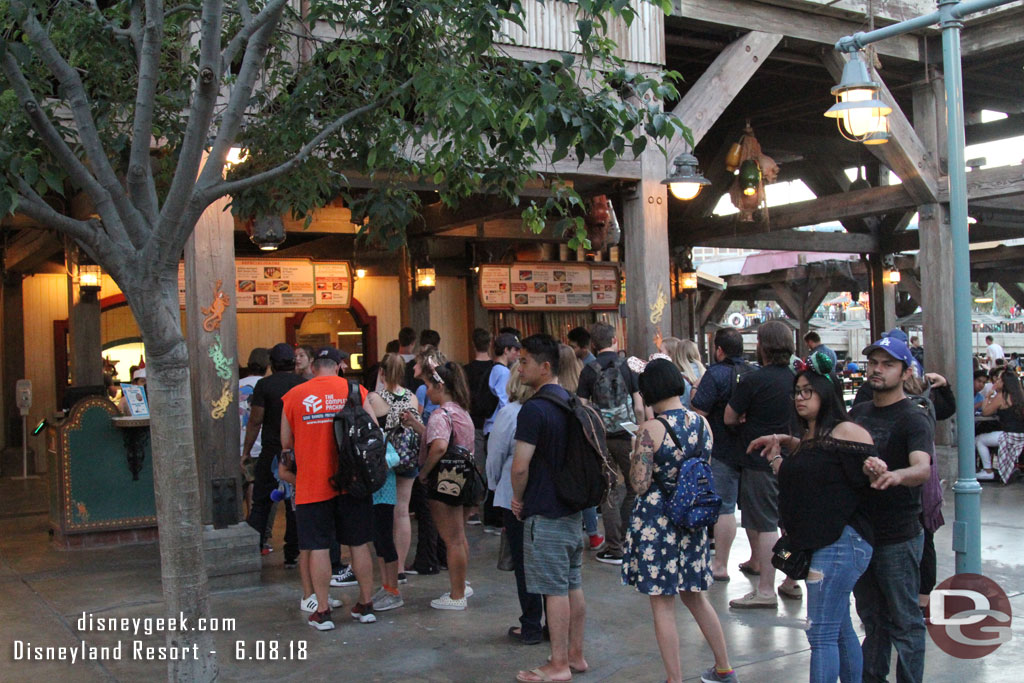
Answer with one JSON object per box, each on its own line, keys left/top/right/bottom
{"left": 938, "top": 0, "right": 982, "bottom": 575}
{"left": 22, "top": 415, "right": 29, "bottom": 478}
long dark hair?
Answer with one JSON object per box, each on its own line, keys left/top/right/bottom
{"left": 794, "top": 369, "right": 850, "bottom": 441}
{"left": 1001, "top": 370, "right": 1024, "bottom": 419}
{"left": 427, "top": 360, "right": 471, "bottom": 410}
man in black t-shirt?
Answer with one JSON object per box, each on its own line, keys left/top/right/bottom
{"left": 244, "top": 343, "right": 307, "bottom": 565}
{"left": 511, "top": 334, "right": 587, "bottom": 681}
{"left": 849, "top": 337, "right": 932, "bottom": 683}
{"left": 576, "top": 322, "right": 645, "bottom": 564}
{"left": 724, "top": 321, "right": 797, "bottom": 609}
{"left": 692, "top": 327, "right": 753, "bottom": 581}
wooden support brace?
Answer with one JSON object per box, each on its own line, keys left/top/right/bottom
{"left": 996, "top": 279, "right": 1024, "bottom": 309}
{"left": 770, "top": 282, "right": 803, "bottom": 320}
{"left": 698, "top": 289, "right": 726, "bottom": 328}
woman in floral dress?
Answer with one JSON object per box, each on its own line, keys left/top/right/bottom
{"left": 623, "top": 358, "right": 738, "bottom": 683}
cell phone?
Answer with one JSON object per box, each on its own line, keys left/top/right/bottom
{"left": 620, "top": 421, "right": 639, "bottom": 435}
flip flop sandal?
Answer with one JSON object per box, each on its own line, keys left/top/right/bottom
{"left": 516, "top": 668, "right": 571, "bottom": 682}
{"left": 547, "top": 656, "right": 588, "bottom": 674}
{"left": 712, "top": 574, "right": 731, "bottom": 582}
{"left": 738, "top": 562, "right": 760, "bottom": 576}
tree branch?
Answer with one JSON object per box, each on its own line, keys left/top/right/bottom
{"left": 238, "top": 0, "right": 253, "bottom": 25}
{"left": 165, "top": 4, "right": 201, "bottom": 20}
{"left": 155, "top": 0, "right": 224, "bottom": 240}
{"left": 12, "top": 181, "right": 97, "bottom": 247}
{"left": 126, "top": 0, "right": 164, "bottom": 226}
{"left": 198, "top": 1, "right": 285, "bottom": 192}
{"left": 208, "top": 78, "right": 415, "bottom": 200}
{"left": 221, "top": 0, "right": 289, "bottom": 75}
{"left": 129, "top": 0, "right": 145, "bottom": 62}
{"left": 11, "top": 0, "right": 150, "bottom": 247}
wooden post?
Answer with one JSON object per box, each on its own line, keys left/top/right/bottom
{"left": 866, "top": 254, "right": 887, "bottom": 341}
{"left": 184, "top": 192, "right": 241, "bottom": 527}
{"left": 623, "top": 149, "right": 671, "bottom": 356}
{"left": 398, "top": 245, "right": 412, "bottom": 328}
{"left": 1, "top": 275, "right": 25, "bottom": 454}
{"left": 66, "top": 262, "right": 103, "bottom": 387}
{"left": 919, "top": 204, "right": 957, "bottom": 446}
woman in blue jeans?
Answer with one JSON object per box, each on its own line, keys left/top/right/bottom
{"left": 749, "top": 352, "right": 886, "bottom": 682}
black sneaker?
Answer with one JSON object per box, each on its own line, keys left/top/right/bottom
{"left": 595, "top": 550, "right": 623, "bottom": 565}
{"left": 398, "top": 573, "right": 408, "bottom": 585}
{"left": 331, "top": 566, "right": 357, "bottom": 587}
{"left": 284, "top": 559, "right": 298, "bottom": 569}
{"left": 308, "top": 609, "right": 335, "bottom": 631}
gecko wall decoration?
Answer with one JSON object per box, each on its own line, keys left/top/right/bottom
{"left": 210, "top": 380, "right": 232, "bottom": 420}
{"left": 649, "top": 283, "right": 667, "bottom": 325}
{"left": 201, "top": 279, "right": 230, "bottom": 332}
{"left": 207, "top": 333, "right": 234, "bottom": 381}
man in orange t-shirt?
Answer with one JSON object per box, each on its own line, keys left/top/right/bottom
{"left": 282, "top": 347, "right": 376, "bottom": 630}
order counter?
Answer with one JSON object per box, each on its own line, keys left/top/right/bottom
{"left": 46, "top": 396, "right": 157, "bottom": 548}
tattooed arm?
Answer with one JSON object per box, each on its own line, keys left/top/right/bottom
{"left": 629, "top": 422, "right": 660, "bottom": 495}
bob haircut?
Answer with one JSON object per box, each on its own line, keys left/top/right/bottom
{"left": 793, "top": 369, "right": 849, "bottom": 440}
{"left": 639, "top": 358, "right": 688, "bottom": 407}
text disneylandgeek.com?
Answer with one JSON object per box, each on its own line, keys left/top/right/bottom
{"left": 11, "top": 612, "right": 308, "bottom": 663}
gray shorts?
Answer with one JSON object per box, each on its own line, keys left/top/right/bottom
{"left": 739, "top": 468, "right": 779, "bottom": 532}
{"left": 710, "top": 458, "right": 741, "bottom": 514}
{"left": 524, "top": 513, "right": 584, "bottom": 596}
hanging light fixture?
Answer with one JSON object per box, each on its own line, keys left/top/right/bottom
{"left": 248, "top": 216, "right": 286, "bottom": 251}
{"left": 738, "top": 160, "right": 761, "bottom": 197}
{"left": 887, "top": 268, "right": 901, "bottom": 285}
{"left": 415, "top": 261, "right": 436, "bottom": 294}
{"left": 355, "top": 268, "right": 367, "bottom": 280}
{"left": 681, "top": 270, "right": 698, "bottom": 290}
{"left": 824, "top": 51, "right": 891, "bottom": 143}
{"left": 662, "top": 152, "right": 711, "bottom": 201}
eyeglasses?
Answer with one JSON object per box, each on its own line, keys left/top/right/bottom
{"left": 792, "top": 387, "right": 816, "bottom": 400}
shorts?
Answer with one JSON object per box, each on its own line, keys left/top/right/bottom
{"left": 710, "top": 459, "right": 741, "bottom": 514}
{"left": 295, "top": 494, "right": 374, "bottom": 550}
{"left": 738, "top": 468, "right": 779, "bottom": 532}
{"left": 240, "top": 456, "right": 255, "bottom": 485}
{"left": 524, "top": 513, "right": 584, "bottom": 596}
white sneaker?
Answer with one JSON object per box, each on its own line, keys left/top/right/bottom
{"left": 464, "top": 583, "right": 474, "bottom": 598}
{"left": 430, "top": 593, "right": 467, "bottom": 611}
{"left": 976, "top": 470, "right": 996, "bottom": 481}
{"left": 373, "top": 591, "right": 405, "bottom": 612}
{"left": 300, "top": 595, "right": 341, "bottom": 612}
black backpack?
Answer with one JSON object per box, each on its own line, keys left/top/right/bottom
{"left": 530, "top": 391, "right": 615, "bottom": 512}
{"left": 466, "top": 361, "right": 499, "bottom": 424}
{"left": 330, "top": 380, "right": 388, "bottom": 499}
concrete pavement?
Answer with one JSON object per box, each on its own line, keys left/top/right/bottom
{"left": 2, "top": 475, "right": 1022, "bottom": 682}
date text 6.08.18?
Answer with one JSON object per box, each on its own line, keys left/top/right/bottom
{"left": 234, "top": 640, "right": 307, "bottom": 660}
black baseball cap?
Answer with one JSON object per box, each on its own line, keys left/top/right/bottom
{"left": 316, "top": 347, "right": 350, "bottom": 364}
{"left": 269, "top": 343, "right": 294, "bottom": 363}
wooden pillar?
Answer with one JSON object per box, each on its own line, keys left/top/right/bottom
{"left": 866, "top": 254, "right": 887, "bottom": 341}
{"left": 623, "top": 149, "right": 671, "bottom": 356}
{"left": 467, "top": 273, "right": 489, "bottom": 337}
{"left": 882, "top": 281, "right": 897, "bottom": 332}
{"left": 398, "top": 245, "right": 412, "bottom": 328}
{"left": 184, "top": 193, "right": 241, "bottom": 528}
{"left": 2, "top": 275, "right": 25, "bottom": 452}
{"left": 66, "top": 263, "right": 103, "bottom": 387}
{"left": 919, "top": 204, "right": 957, "bottom": 445}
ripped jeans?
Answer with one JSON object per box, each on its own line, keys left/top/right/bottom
{"left": 806, "top": 525, "right": 873, "bottom": 683}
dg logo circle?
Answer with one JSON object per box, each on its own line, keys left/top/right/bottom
{"left": 927, "top": 573, "right": 1012, "bottom": 659}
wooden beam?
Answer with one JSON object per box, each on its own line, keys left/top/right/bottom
{"left": 996, "top": 279, "right": 1024, "bottom": 309}
{"left": 696, "top": 228, "right": 879, "bottom": 253}
{"left": 678, "top": 183, "right": 914, "bottom": 244}
{"left": 667, "top": 31, "right": 783, "bottom": 160}
{"left": 822, "top": 51, "right": 939, "bottom": 205}
{"left": 413, "top": 196, "right": 520, "bottom": 235}
{"left": 771, "top": 282, "right": 803, "bottom": 319}
{"left": 698, "top": 289, "right": 725, "bottom": 328}
{"left": 960, "top": 7, "right": 1024, "bottom": 57}
{"left": 805, "top": 279, "right": 833, "bottom": 319}
{"left": 3, "top": 229, "right": 63, "bottom": 272}
{"left": 889, "top": 223, "right": 1024, "bottom": 251}
{"left": 671, "top": 0, "right": 922, "bottom": 62}
{"left": 965, "top": 113, "right": 1024, "bottom": 147}
{"left": 954, "top": 164, "right": 1024, "bottom": 203}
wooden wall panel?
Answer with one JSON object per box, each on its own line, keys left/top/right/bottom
{"left": 22, "top": 274, "right": 69, "bottom": 472}
{"left": 236, "top": 313, "right": 290, "bottom": 364}
{"left": 353, "top": 276, "right": 401, "bottom": 361}
{"left": 430, "top": 276, "right": 470, "bottom": 364}
{"left": 101, "top": 305, "right": 140, "bottom": 345}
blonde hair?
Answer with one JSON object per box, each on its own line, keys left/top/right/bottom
{"left": 557, "top": 343, "right": 583, "bottom": 393}
{"left": 506, "top": 361, "right": 536, "bottom": 404}
{"left": 681, "top": 340, "right": 706, "bottom": 382}
{"left": 379, "top": 353, "right": 406, "bottom": 391}
{"left": 662, "top": 337, "right": 700, "bottom": 386}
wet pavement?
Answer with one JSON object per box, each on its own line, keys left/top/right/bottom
{"left": 2, "top": 474, "right": 1022, "bottom": 682}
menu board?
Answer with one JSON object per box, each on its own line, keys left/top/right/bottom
{"left": 178, "top": 259, "right": 352, "bottom": 312}
{"left": 313, "top": 263, "right": 353, "bottom": 307}
{"left": 479, "top": 263, "right": 619, "bottom": 310}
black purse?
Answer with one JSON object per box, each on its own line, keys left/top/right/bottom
{"left": 771, "top": 535, "right": 812, "bottom": 580}
{"left": 427, "top": 409, "right": 484, "bottom": 506}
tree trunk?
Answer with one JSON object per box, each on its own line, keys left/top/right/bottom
{"left": 127, "top": 271, "right": 217, "bottom": 682}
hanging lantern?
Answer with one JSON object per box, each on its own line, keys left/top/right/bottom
{"left": 824, "top": 51, "right": 891, "bottom": 144}
{"left": 739, "top": 160, "right": 761, "bottom": 197}
{"left": 724, "top": 142, "right": 743, "bottom": 173}
{"left": 247, "top": 216, "right": 286, "bottom": 251}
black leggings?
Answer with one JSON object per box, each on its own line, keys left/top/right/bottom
{"left": 919, "top": 528, "right": 937, "bottom": 595}
{"left": 373, "top": 503, "right": 398, "bottom": 563}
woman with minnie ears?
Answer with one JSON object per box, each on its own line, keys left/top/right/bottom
{"left": 748, "top": 351, "right": 886, "bottom": 683}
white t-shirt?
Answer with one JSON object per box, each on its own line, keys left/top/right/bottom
{"left": 987, "top": 342, "right": 1005, "bottom": 369}
{"left": 239, "top": 374, "right": 263, "bottom": 457}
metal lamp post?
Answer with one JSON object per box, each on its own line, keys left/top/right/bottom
{"left": 832, "top": 0, "right": 1017, "bottom": 574}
